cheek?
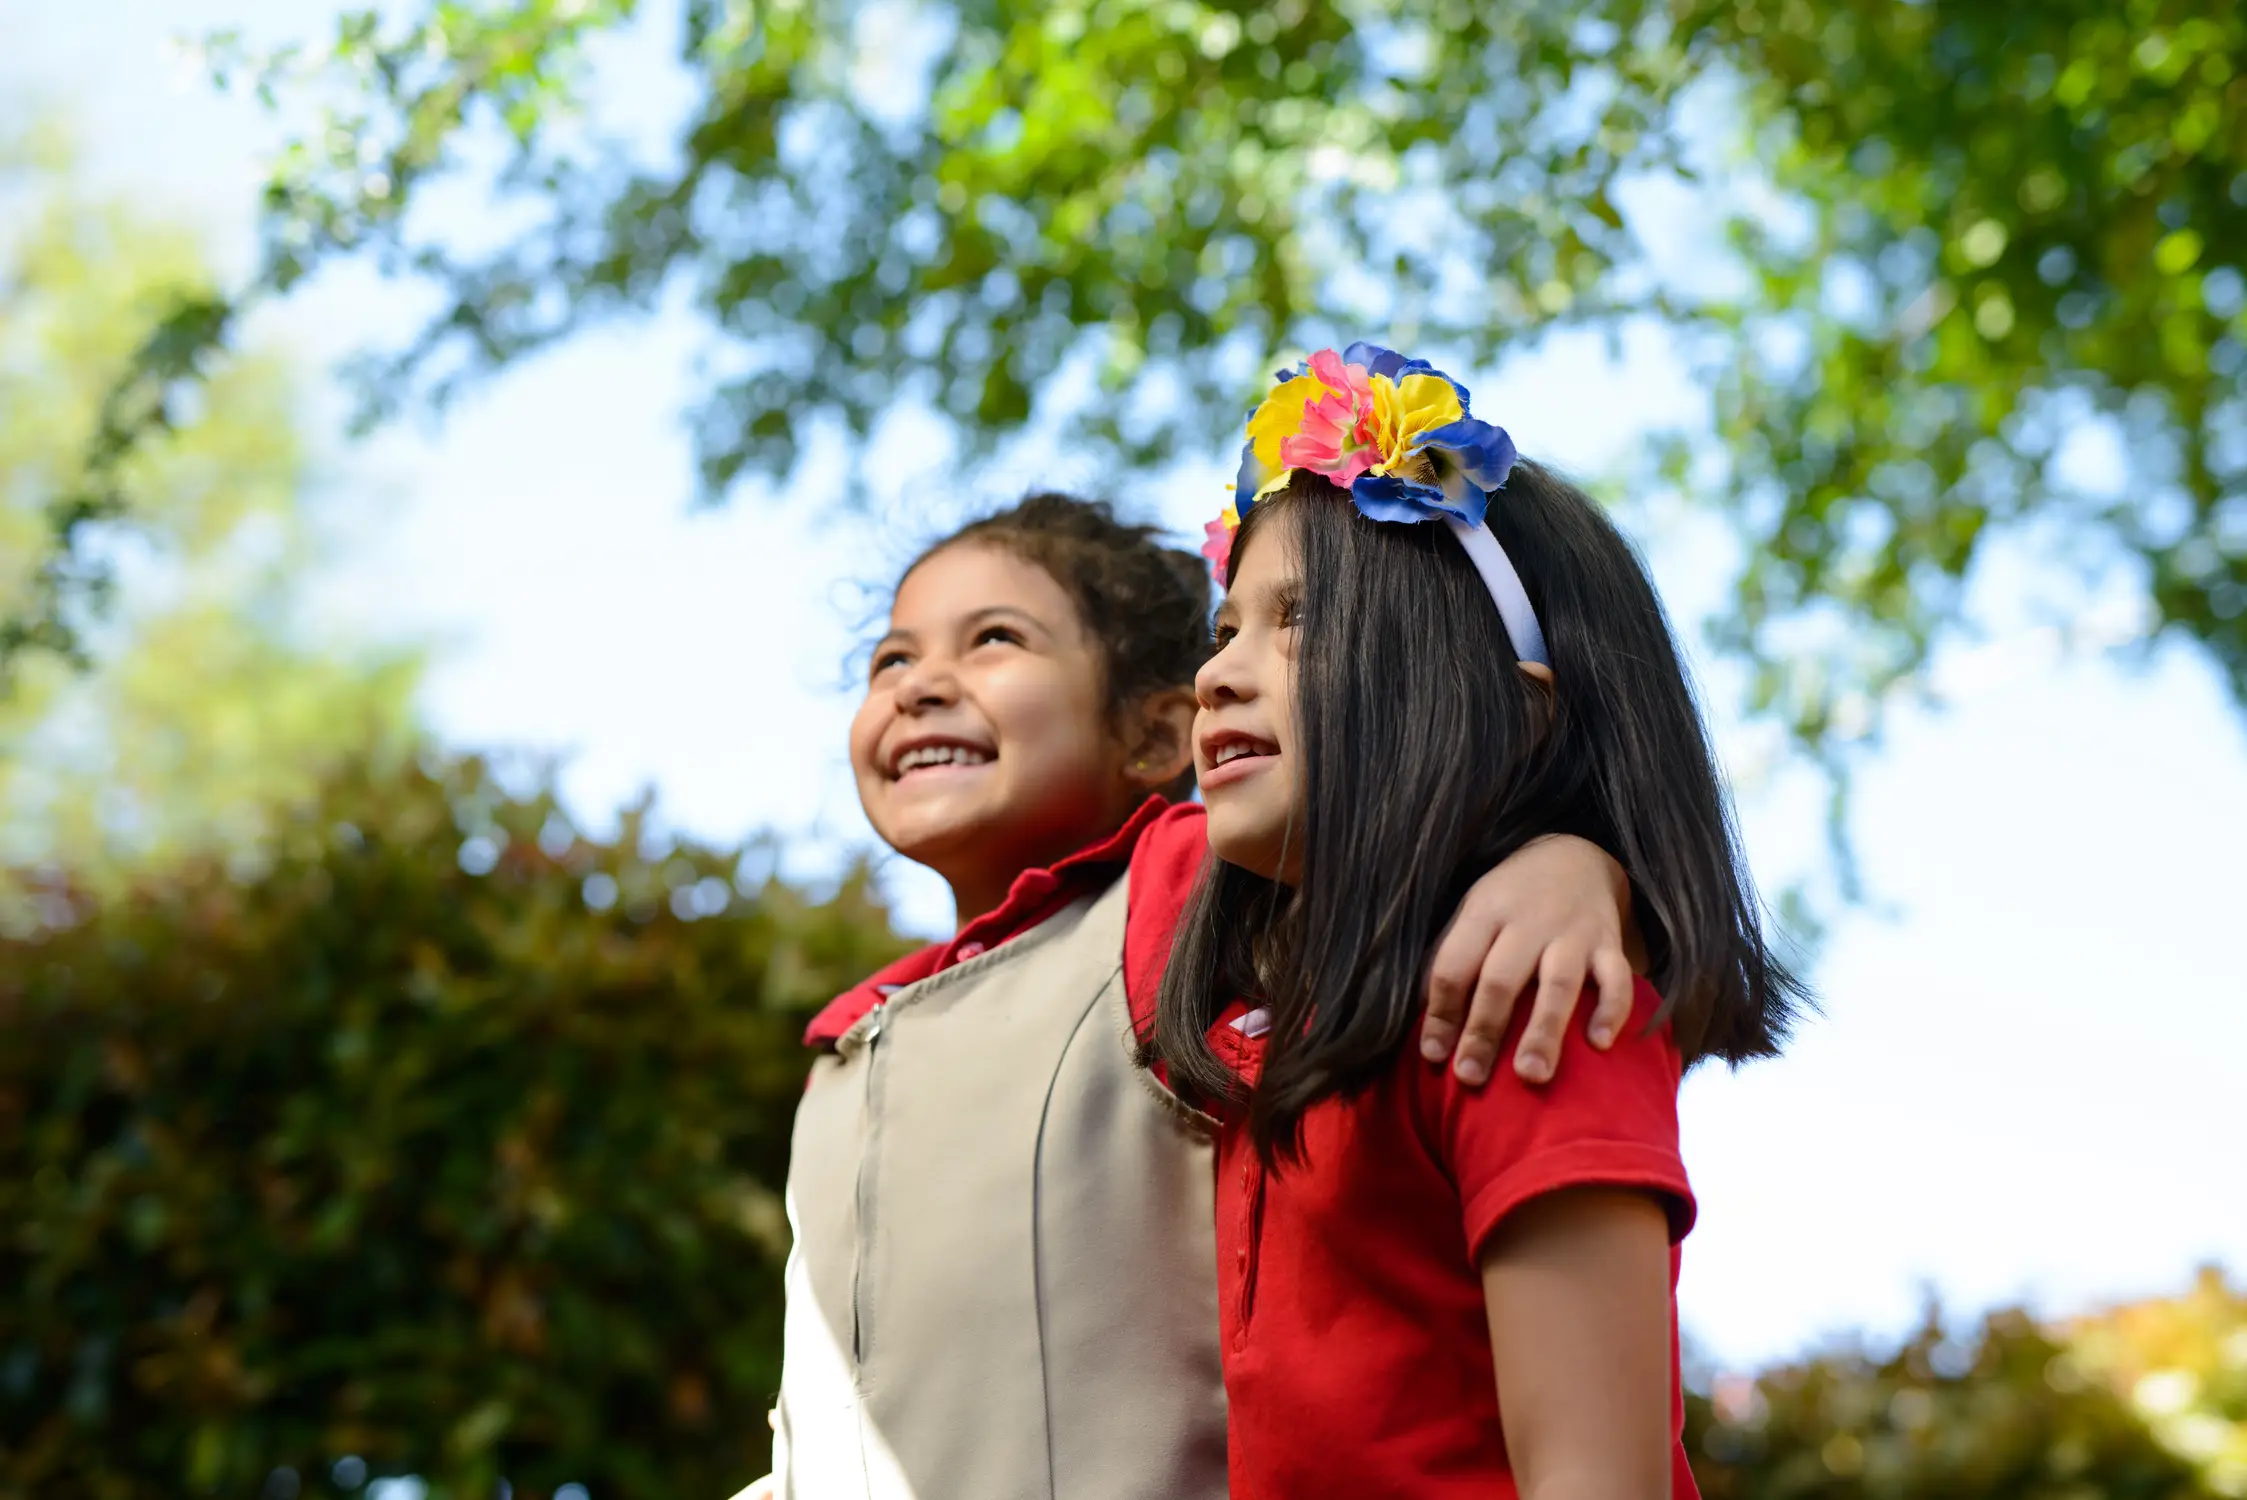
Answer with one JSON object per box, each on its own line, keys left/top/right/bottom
{"left": 1267, "top": 748, "right": 1301, "bottom": 813}
{"left": 1269, "top": 647, "right": 1301, "bottom": 759}
{"left": 847, "top": 691, "right": 889, "bottom": 777}
{"left": 982, "top": 659, "right": 1108, "bottom": 770}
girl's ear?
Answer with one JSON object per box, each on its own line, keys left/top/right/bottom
{"left": 1125, "top": 687, "right": 1199, "bottom": 790}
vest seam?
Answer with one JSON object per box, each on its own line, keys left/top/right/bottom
{"left": 1101, "top": 954, "right": 1221, "bottom": 1140}
{"left": 1030, "top": 979, "right": 1112, "bottom": 1500}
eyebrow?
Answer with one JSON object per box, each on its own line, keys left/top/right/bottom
{"left": 962, "top": 604, "right": 1046, "bottom": 634}
{"left": 873, "top": 604, "right": 1048, "bottom": 654}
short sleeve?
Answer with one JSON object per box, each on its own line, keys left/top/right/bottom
{"left": 1424, "top": 977, "right": 1696, "bottom": 1259}
{"left": 1122, "top": 801, "right": 1211, "bottom": 1039}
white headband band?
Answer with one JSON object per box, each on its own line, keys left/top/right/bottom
{"left": 1445, "top": 517, "right": 1550, "bottom": 668}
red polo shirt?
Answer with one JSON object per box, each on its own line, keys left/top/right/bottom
{"left": 804, "top": 796, "right": 1205, "bottom": 1048}
{"left": 1205, "top": 983, "right": 1699, "bottom": 1499}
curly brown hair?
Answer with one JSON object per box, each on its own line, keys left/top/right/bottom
{"left": 905, "top": 492, "right": 1212, "bottom": 797}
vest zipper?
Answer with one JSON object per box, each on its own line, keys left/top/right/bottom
{"left": 850, "top": 998, "right": 886, "bottom": 1367}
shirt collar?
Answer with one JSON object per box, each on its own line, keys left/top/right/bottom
{"left": 802, "top": 795, "right": 1174, "bottom": 1047}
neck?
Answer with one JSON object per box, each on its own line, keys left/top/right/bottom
{"left": 947, "top": 870, "right": 1017, "bottom": 932}
{"left": 942, "top": 796, "right": 1152, "bottom": 933}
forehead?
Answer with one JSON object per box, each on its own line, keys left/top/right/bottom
{"left": 890, "top": 541, "right": 1082, "bottom": 634}
{"left": 1225, "top": 505, "right": 1301, "bottom": 596}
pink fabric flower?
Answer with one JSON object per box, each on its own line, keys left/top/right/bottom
{"left": 1202, "top": 516, "right": 1235, "bottom": 585}
{"left": 1276, "top": 349, "right": 1378, "bottom": 485}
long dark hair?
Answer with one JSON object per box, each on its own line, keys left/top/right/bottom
{"left": 1153, "top": 465, "right": 1806, "bottom": 1161}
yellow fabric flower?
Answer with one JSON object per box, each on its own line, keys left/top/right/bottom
{"left": 1367, "top": 372, "right": 1465, "bottom": 481}
{"left": 1246, "top": 370, "right": 1335, "bottom": 493}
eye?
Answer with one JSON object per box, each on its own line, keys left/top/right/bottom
{"left": 870, "top": 647, "right": 912, "bottom": 676}
{"left": 1274, "top": 585, "right": 1303, "bottom": 629}
{"left": 972, "top": 624, "right": 1023, "bottom": 648}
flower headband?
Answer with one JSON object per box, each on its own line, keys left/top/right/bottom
{"left": 1203, "top": 341, "right": 1549, "bottom": 667}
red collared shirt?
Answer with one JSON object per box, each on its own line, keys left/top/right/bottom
{"left": 1205, "top": 982, "right": 1699, "bottom": 1499}
{"left": 803, "top": 796, "right": 1209, "bottom": 1048}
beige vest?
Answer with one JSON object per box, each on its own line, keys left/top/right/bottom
{"left": 771, "top": 873, "right": 1228, "bottom": 1500}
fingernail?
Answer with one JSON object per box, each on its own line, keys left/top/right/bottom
{"left": 1591, "top": 1026, "right": 1614, "bottom": 1047}
{"left": 1454, "top": 1055, "right": 1489, "bottom": 1085}
{"left": 1421, "top": 1034, "right": 1447, "bottom": 1062}
{"left": 1519, "top": 1055, "right": 1551, "bottom": 1083}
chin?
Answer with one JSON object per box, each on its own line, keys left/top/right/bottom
{"left": 864, "top": 783, "right": 991, "bottom": 858}
{"left": 880, "top": 805, "right": 995, "bottom": 865}
{"left": 1204, "top": 811, "right": 1287, "bottom": 882}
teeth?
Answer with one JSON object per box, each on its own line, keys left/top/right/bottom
{"left": 896, "top": 744, "right": 993, "bottom": 773}
{"left": 1213, "top": 742, "right": 1267, "bottom": 766}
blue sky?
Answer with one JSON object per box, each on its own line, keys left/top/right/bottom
{"left": 8, "top": 0, "right": 2246, "bottom": 1373}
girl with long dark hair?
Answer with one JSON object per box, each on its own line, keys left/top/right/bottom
{"left": 1155, "top": 344, "right": 1807, "bottom": 1499}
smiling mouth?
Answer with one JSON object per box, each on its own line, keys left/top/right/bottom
{"left": 1202, "top": 731, "right": 1279, "bottom": 773}
{"left": 892, "top": 742, "right": 995, "bottom": 778}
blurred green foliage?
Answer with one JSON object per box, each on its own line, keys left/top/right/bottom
{"left": 11, "top": 0, "right": 2231, "bottom": 769}
{"left": 2068, "top": 1268, "right": 2247, "bottom": 1496}
{"left": 0, "top": 127, "right": 243, "bottom": 680}
{"left": 0, "top": 133, "right": 419, "bottom": 903}
{"left": 0, "top": 752, "right": 913, "bottom": 1500}
{"left": 1698, "top": 0, "right": 2247, "bottom": 762}
{"left": 203, "top": 0, "right": 1684, "bottom": 481}
{"left": 1685, "top": 1279, "right": 2247, "bottom": 1500}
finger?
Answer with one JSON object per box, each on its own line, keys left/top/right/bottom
{"left": 1588, "top": 949, "right": 1635, "bottom": 1049}
{"left": 1453, "top": 927, "right": 1540, "bottom": 1085}
{"left": 1421, "top": 895, "right": 1502, "bottom": 1062}
{"left": 1419, "top": 1011, "right": 1459, "bottom": 1065}
{"left": 1513, "top": 945, "right": 1590, "bottom": 1085}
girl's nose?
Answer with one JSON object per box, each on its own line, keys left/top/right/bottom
{"left": 1195, "top": 641, "right": 1252, "bottom": 709}
{"left": 893, "top": 654, "right": 960, "bottom": 712}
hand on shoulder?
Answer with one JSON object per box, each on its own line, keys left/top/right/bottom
{"left": 1421, "top": 834, "right": 1640, "bottom": 1087}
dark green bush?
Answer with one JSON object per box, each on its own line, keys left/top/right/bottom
{"left": 0, "top": 755, "right": 911, "bottom": 1500}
